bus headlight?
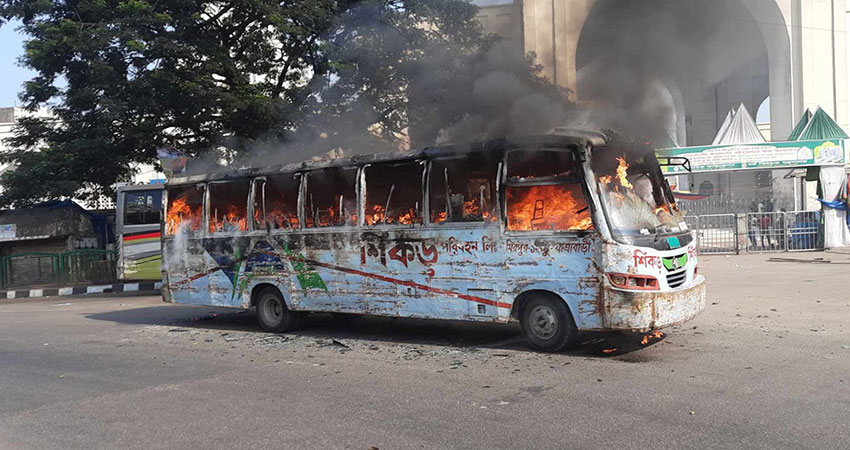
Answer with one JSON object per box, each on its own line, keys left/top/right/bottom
{"left": 607, "top": 273, "right": 659, "bottom": 291}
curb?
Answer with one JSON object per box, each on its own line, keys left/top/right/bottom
{"left": 1, "top": 282, "right": 162, "bottom": 300}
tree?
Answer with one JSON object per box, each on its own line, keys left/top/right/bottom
{"left": 0, "top": 0, "right": 571, "bottom": 206}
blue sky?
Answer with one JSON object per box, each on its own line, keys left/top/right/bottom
{"left": 0, "top": 20, "right": 35, "bottom": 107}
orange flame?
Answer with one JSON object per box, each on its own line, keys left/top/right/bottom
{"left": 463, "top": 198, "right": 481, "bottom": 218}
{"left": 209, "top": 204, "right": 248, "bottom": 232}
{"left": 367, "top": 204, "right": 385, "bottom": 226}
{"left": 366, "top": 204, "right": 417, "bottom": 225}
{"left": 506, "top": 185, "right": 593, "bottom": 231}
{"left": 615, "top": 157, "right": 633, "bottom": 189}
{"left": 166, "top": 195, "right": 201, "bottom": 235}
{"left": 640, "top": 330, "right": 664, "bottom": 345}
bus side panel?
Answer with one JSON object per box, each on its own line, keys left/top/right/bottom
{"left": 502, "top": 235, "right": 604, "bottom": 330}
{"left": 274, "top": 232, "right": 367, "bottom": 313}
{"left": 414, "top": 227, "right": 508, "bottom": 321}
{"left": 162, "top": 236, "right": 218, "bottom": 306}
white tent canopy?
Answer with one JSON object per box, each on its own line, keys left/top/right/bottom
{"left": 712, "top": 110, "right": 733, "bottom": 145}
{"left": 711, "top": 103, "right": 765, "bottom": 145}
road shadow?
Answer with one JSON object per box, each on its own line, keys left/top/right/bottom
{"left": 85, "top": 305, "right": 664, "bottom": 357}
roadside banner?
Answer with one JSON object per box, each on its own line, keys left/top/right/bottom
{"left": 656, "top": 139, "right": 847, "bottom": 174}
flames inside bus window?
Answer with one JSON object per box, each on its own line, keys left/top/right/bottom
{"left": 591, "top": 148, "right": 685, "bottom": 236}
{"left": 505, "top": 149, "right": 593, "bottom": 231}
{"left": 254, "top": 174, "right": 300, "bottom": 230}
{"left": 429, "top": 155, "right": 498, "bottom": 224}
{"left": 124, "top": 189, "right": 162, "bottom": 225}
{"left": 165, "top": 185, "right": 204, "bottom": 235}
{"left": 365, "top": 162, "right": 423, "bottom": 226}
{"left": 208, "top": 180, "right": 250, "bottom": 233}
{"left": 305, "top": 168, "right": 358, "bottom": 228}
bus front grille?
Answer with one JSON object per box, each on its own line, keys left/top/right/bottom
{"left": 666, "top": 270, "right": 687, "bottom": 289}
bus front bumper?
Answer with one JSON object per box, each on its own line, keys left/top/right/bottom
{"left": 595, "top": 275, "right": 706, "bottom": 332}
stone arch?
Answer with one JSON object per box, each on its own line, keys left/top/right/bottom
{"left": 737, "top": 0, "right": 794, "bottom": 138}
{"left": 574, "top": 0, "right": 778, "bottom": 145}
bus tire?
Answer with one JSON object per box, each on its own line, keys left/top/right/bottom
{"left": 256, "top": 288, "right": 301, "bottom": 333}
{"left": 520, "top": 295, "right": 577, "bottom": 352}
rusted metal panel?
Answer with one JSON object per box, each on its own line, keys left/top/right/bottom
{"left": 162, "top": 225, "right": 705, "bottom": 331}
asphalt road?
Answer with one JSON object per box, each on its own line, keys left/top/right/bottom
{"left": 1, "top": 251, "right": 849, "bottom": 450}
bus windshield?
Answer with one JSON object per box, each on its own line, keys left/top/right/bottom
{"left": 591, "top": 146, "right": 685, "bottom": 238}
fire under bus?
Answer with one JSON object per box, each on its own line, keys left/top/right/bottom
{"left": 161, "top": 130, "right": 705, "bottom": 352}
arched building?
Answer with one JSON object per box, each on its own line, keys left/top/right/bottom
{"left": 474, "top": 0, "right": 848, "bottom": 148}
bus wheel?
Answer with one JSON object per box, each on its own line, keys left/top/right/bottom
{"left": 520, "top": 295, "right": 577, "bottom": 352}
{"left": 256, "top": 288, "right": 301, "bottom": 333}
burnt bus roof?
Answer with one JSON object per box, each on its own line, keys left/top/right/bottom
{"left": 166, "top": 130, "right": 612, "bottom": 186}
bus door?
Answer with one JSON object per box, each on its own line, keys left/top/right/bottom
{"left": 163, "top": 184, "right": 207, "bottom": 304}
{"left": 501, "top": 148, "right": 599, "bottom": 310}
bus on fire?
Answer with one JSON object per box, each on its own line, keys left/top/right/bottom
{"left": 161, "top": 130, "right": 705, "bottom": 352}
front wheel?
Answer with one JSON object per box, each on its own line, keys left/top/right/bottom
{"left": 520, "top": 295, "right": 577, "bottom": 352}
{"left": 256, "top": 288, "right": 302, "bottom": 333}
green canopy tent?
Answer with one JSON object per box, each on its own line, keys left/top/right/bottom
{"left": 794, "top": 107, "right": 848, "bottom": 141}
{"left": 787, "top": 108, "right": 812, "bottom": 141}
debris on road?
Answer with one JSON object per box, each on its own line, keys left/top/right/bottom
{"left": 767, "top": 257, "right": 838, "bottom": 264}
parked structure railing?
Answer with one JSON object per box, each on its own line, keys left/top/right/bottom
{"left": 687, "top": 210, "right": 823, "bottom": 254}
{"left": 0, "top": 249, "right": 117, "bottom": 289}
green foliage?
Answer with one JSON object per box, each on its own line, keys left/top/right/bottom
{"left": 0, "top": 0, "right": 567, "bottom": 206}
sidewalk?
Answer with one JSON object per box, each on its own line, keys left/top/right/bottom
{"left": 1, "top": 281, "right": 162, "bottom": 300}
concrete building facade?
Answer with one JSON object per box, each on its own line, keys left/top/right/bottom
{"left": 474, "top": 0, "right": 849, "bottom": 148}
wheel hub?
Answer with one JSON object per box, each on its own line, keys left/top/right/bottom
{"left": 529, "top": 305, "right": 558, "bottom": 340}
{"left": 263, "top": 296, "right": 283, "bottom": 323}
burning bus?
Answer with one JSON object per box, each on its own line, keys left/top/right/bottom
{"left": 161, "top": 130, "right": 705, "bottom": 352}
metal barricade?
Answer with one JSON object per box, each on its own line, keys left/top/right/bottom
{"left": 745, "top": 212, "right": 786, "bottom": 252}
{"left": 693, "top": 213, "right": 737, "bottom": 254}
{"left": 0, "top": 253, "right": 61, "bottom": 289}
{"left": 60, "top": 250, "right": 117, "bottom": 285}
{"left": 786, "top": 210, "right": 823, "bottom": 251}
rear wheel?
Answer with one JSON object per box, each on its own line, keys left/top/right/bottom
{"left": 520, "top": 295, "right": 577, "bottom": 352}
{"left": 256, "top": 288, "right": 302, "bottom": 333}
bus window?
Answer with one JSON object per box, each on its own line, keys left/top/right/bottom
{"left": 305, "top": 168, "right": 358, "bottom": 228}
{"left": 505, "top": 149, "right": 593, "bottom": 231}
{"left": 591, "top": 149, "right": 685, "bottom": 237}
{"left": 165, "top": 185, "right": 204, "bottom": 235}
{"left": 208, "top": 180, "right": 250, "bottom": 233}
{"left": 124, "top": 189, "right": 162, "bottom": 225}
{"left": 254, "top": 174, "right": 300, "bottom": 230}
{"left": 507, "top": 150, "right": 578, "bottom": 180}
{"left": 365, "top": 162, "right": 423, "bottom": 226}
{"left": 429, "top": 156, "right": 498, "bottom": 224}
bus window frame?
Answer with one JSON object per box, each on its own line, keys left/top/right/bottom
{"left": 425, "top": 156, "right": 502, "bottom": 228}
{"left": 361, "top": 160, "right": 426, "bottom": 229}
{"left": 501, "top": 146, "right": 597, "bottom": 236}
{"left": 205, "top": 179, "right": 252, "bottom": 236}
{"left": 252, "top": 173, "right": 304, "bottom": 233}
{"left": 123, "top": 189, "right": 163, "bottom": 227}
{"left": 301, "top": 166, "right": 361, "bottom": 232}
{"left": 163, "top": 183, "right": 207, "bottom": 239}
